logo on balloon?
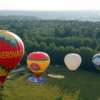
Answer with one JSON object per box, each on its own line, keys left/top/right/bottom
{"left": 30, "top": 63, "right": 42, "bottom": 71}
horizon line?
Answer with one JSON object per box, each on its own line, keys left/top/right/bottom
{"left": 0, "top": 9, "right": 100, "bottom": 11}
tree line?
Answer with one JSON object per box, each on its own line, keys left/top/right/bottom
{"left": 0, "top": 18, "right": 100, "bottom": 72}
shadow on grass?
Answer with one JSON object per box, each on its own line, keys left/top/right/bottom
{"left": 10, "top": 69, "right": 30, "bottom": 80}
{"left": 43, "top": 65, "right": 100, "bottom": 100}
{"left": 0, "top": 92, "right": 5, "bottom": 100}
{"left": 55, "top": 92, "right": 65, "bottom": 100}
{"left": 6, "top": 65, "right": 100, "bottom": 100}
{"left": 55, "top": 95, "right": 63, "bottom": 100}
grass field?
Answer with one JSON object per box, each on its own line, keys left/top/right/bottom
{"left": 0, "top": 65, "right": 100, "bottom": 100}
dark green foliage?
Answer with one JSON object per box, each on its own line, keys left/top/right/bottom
{"left": 0, "top": 17, "right": 100, "bottom": 72}
{"left": 0, "top": 92, "right": 4, "bottom": 100}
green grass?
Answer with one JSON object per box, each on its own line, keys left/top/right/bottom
{"left": 0, "top": 65, "right": 100, "bottom": 100}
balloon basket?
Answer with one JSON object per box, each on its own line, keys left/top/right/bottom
{"left": 28, "top": 77, "right": 46, "bottom": 83}
{"left": 0, "top": 86, "right": 4, "bottom": 90}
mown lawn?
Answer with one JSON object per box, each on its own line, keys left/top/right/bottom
{"left": 0, "top": 65, "right": 100, "bottom": 100}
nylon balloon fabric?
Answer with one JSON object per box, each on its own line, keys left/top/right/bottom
{"left": 0, "top": 30, "right": 25, "bottom": 84}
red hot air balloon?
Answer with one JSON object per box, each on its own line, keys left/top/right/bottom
{"left": 27, "top": 51, "right": 50, "bottom": 83}
{"left": 0, "top": 30, "right": 25, "bottom": 89}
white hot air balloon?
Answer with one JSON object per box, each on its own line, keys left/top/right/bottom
{"left": 64, "top": 53, "right": 82, "bottom": 73}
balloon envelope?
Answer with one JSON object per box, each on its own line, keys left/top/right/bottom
{"left": 64, "top": 53, "right": 82, "bottom": 72}
{"left": 27, "top": 51, "right": 50, "bottom": 78}
{"left": 48, "top": 73, "right": 65, "bottom": 78}
{"left": 92, "top": 53, "right": 100, "bottom": 70}
{"left": 0, "top": 30, "right": 25, "bottom": 84}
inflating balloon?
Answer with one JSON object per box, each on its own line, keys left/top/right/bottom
{"left": 0, "top": 30, "right": 24, "bottom": 89}
{"left": 64, "top": 53, "right": 82, "bottom": 74}
{"left": 27, "top": 51, "right": 50, "bottom": 83}
{"left": 48, "top": 73, "right": 65, "bottom": 78}
{"left": 92, "top": 53, "right": 100, "bottom": 70}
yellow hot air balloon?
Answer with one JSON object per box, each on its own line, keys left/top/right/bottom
{"left": 27, "top": 51, "right": 50, "bottom": 83}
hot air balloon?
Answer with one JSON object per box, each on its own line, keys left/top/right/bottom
{"left": 48, "top": 73, "right": 65, "bottom": 78}
{"left": 92, "top": 53, "right": 100, "bottom": 70}
{"left": 27, "top": 51, "right": 50, "bottom": 83}
{"left": 0, "top": 30, "right": 24, "bottom": 89}
{"left": 64, "top": 53, "right": 82, "bottom": 74}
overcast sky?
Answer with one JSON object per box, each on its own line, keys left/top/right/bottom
{"left": 0, "top": 0, "right": 100, "bottom": 11}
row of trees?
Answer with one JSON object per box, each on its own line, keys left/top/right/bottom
{"left": 23, "top": 42, "right": 97, "bottom": 71}
{"left": 0, "top": 18, "right": 100, "bottom": 72}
